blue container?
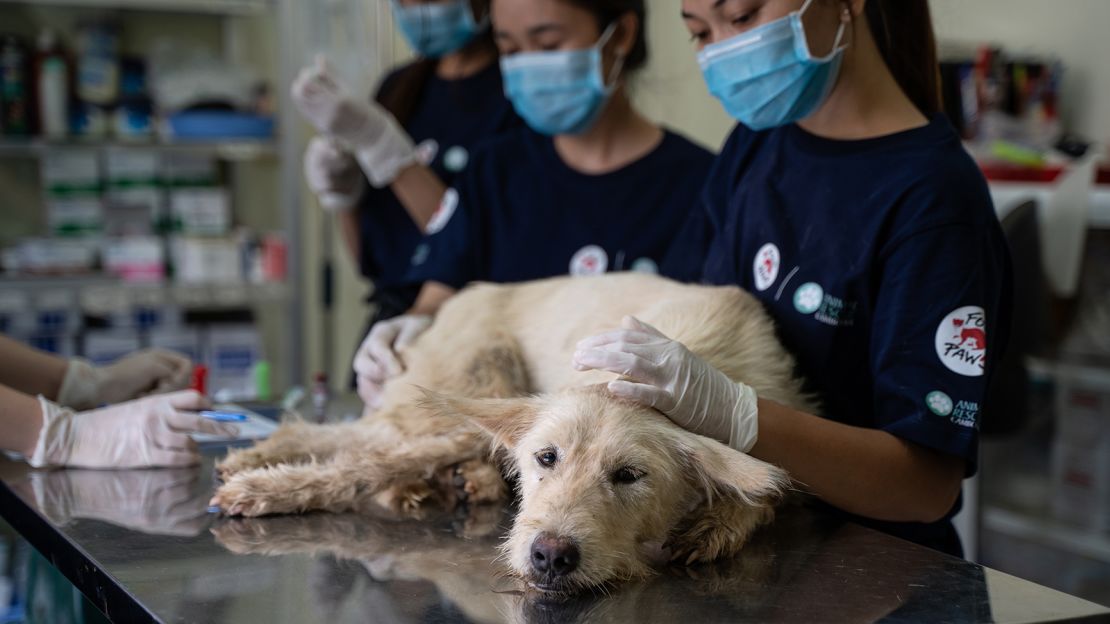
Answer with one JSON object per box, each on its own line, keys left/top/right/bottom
{"left": 167, "top": 111, "right": 274, "bottom": 139}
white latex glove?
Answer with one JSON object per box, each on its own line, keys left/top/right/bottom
{"left": 353, "top": 315, "right": 433, "bottom": 409}
{"left": 58, "top": 350, "right": 193, "bottom": 411}
{"left": 572, "top": 316, "right": 760, "bottom": 452}
{"left": 291, "top": 56, "right": 416, "bottom": 188}
{"left": 29, "top": 391, "right": 237, "bottom": 469}
{"left": 304, "top": 136, "right": 366, "bottom": 212}
{"left": 27, "top": 469, "right": 210, "bottom": 537}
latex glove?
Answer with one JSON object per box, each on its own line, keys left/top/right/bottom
{"left": 29, "top": 391, "right": 237, "bottom": 469}
{"left": 353, "top": 315, "right": 433, "bottom": 409}
{"left": 25, "top": 469, "right": 210, "bottom": 537}
{"left": 291, "top": 56, "right": 416, "bottom": 188}
{"left": 572, "top": 316, "right": 760, "bottom": 452}
{"left": 58, "top": 350, "right": 193, "bottom": 410}
{"left": 304, "top": 135, "right": 366, "bottom": 211}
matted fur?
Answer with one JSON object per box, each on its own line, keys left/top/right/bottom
{"left": 212, "top": 273, "right": 815, "bottom": 591}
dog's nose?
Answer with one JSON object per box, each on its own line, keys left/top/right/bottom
{"left": 530, "top": 533, "right": 580, "bottom": 577}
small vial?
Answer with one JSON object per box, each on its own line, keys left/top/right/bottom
{"left": 312, "top": 372, "right": 330, "bottom": 424}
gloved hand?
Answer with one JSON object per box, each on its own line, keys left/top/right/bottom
{"left": 572, "top": 316, "right": 760, "bottom": 452}
{"left": 58, "top": 350, "right": 193, "bottom": 410}
{"left": 26, "top": 469, "right": 210, "bottom": 536}
{"left": 353, "top": 315, "right": 433, "bottom": 409}
{"left": 291, "top": 56, "right": 416, "bottom": 188}
{"left": 304, "top": 136, "right": 367, "bottom": 211}
{"left": 29, "top": 390, "right": 238, "bottom": 469}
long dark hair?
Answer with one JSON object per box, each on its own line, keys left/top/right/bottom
{"left": 559, "top": 0, "right": 648, "bottom": 72}
{"left": 377, "top": 0, "right": 497, "bottom": 126}
{"left": 864, "top": 0, "right": 941, "bottom": 116}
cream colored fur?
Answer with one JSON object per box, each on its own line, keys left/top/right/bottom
{"left": 212, "top": 273, "right": 815, "bottom": 592}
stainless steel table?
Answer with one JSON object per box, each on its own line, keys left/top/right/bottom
{"left": 1, "top": 450, "right": 1108, "bottom": 623}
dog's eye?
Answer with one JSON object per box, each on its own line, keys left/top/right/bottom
{"left": 612, "top": 467, "right": 643, "bottom": 484}
{"left": 535, "top": 450, "right": 557, "bottom": 468}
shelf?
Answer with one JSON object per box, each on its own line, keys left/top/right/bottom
{"left": 983, "top": 505, "right": 1110, "bottom": 564}
{"left": 0, "top": 276, "right": 289, "bottom": 312}
{"left": 0, "top": 0, "right": 270, "bottom": 15}
{"left": 0, "top": 139, "right": 278, "bottom": 162}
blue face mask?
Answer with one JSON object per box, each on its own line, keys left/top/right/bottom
{"left": 391, "top": 0, "right": 485, "bottom": 58}
{"left": 500, "top": 24, "right": 622, "bottom": 136}
{"left": 697, "top": 0, "right": 847, "bottom": 130}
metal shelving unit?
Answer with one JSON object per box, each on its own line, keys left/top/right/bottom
{"left": 1, "top": 276, "right": 290, "bottom": 311}
{"left": 0, "top": 0, "right": 304, "bottom": 387}
{"left": 0, "top": 0, "right": 269, "bottom": 15}
{"left": 0, "top": 139, "right": 279, "bottom": 161}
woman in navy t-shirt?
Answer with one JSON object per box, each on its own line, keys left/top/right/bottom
{"left": 351, "top": 0, "right": 715, "bottom": 406}
{"left": 575, "top": 0, "right": 1012, "bottom": 556}
{"left": 293, "top": 0, "right": 521, "bottom": 322}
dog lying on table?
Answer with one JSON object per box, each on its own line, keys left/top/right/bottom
{"left": 210, "top": 273, "right": 815, "bottom": 594}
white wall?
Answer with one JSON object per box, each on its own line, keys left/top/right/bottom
{"left": 930, "top": 0, "right": 1110, "bottom": 145}
{"left": 635, "top": 1, "right": 736, "bottom": 150}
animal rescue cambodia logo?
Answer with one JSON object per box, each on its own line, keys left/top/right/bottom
{"left": 934, "top": 306, "right": 986, "bottom": 377}
{"left": 753, "top": 243, "right": 780, "bottom": 291}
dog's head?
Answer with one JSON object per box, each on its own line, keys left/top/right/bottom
{"left": 423, "top": 385, "right": 786, "bottom": 595}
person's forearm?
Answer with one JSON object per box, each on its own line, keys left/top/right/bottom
{"left": 0, "top": 335, "right": 69, "bottom": 400}
{"left": 337, "top": 209, "right": 362, "bottom": 266}
{"left": 390, "top": 164, "right": 447, "bottom": 231}
{"left": 751, "top": 399, "right": 964, "bottom": 523}
{"left": 0, "top": 383, "right": 45, "bottom": 457}
{"left": 409, "top": 281, "right": 457, "bottom": 316}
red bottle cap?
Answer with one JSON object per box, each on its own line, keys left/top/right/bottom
{"left": 191, "top": 365, "right": 208, "bottom": 395}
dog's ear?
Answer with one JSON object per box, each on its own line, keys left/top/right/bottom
{"left": 418, "top": 389, "right": 538, "bottom": 449}
{"left": 678, "top": 432, "right": 788, "bottom": 507}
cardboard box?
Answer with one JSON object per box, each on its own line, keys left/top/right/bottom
{"left": 170, "top": 188, "right": 230, "bottom": 235}
{"left": 170, "top": 237, "right": 242, "bottom": 284}
{"left": 204, "top": 325, "right": 262, "bottom": 400}
{"left": 103, "top": 236, "right": 165, "bottom": 283}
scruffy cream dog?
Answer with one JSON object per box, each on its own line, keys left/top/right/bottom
{"left": 211, "top": 273, "right": 814, "bottom": 593}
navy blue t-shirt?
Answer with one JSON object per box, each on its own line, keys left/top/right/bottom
{"left": 406, "top": 127, "right": 714, "bottom": 287}
{"left": 357, "top": 61, "right": 520, "bottom": 297}
{"left": 702, "top": 115, "right": 1012, "bottom": 554}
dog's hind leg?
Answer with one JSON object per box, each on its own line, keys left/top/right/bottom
{"left": 211, "top": 431, "right": 485, "bottom": 517}
{"left": 216, "top": 420, "right": 361, "bottom": 479}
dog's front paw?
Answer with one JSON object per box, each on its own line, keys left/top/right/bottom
{"left": 210, "top": 469, "right": 300, "bottom": 517}
{"left": 441, "top": 459, "right": 506, "bottom": 508}
{"left": 372, "top": 481, "right": 436, "bottom": 518}
{"left": 665, "top": 505, "right": 772, "bottom": 566}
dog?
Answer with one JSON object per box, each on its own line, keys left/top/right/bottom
{"left": 211, "top": 273, "right": 815, "bottom": 594}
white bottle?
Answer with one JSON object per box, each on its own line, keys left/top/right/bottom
{"left": 36, "top": 29, "right": 69, "bottom": 139}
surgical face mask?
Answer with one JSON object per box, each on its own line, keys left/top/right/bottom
{"left": 697, "top": 0, "right": 847, "bottom": 130}
{"left": 391, "top": 0, "right": 484, "bottom": 58}
{"left": 500, "top": 24, "right": 623, "bottom": 136}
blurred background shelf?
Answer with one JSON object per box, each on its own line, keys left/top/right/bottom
{"left": 0, "top": 138, "right": 278, "bottom": 161}
{"left": 984, "top": 506, "right": 1110, "bottom": 565}
{"left": 0, "top": 0, "right": 270, "bottom": 15}
{"left": 0, "top": 275, "right": 289, "bottom": 311}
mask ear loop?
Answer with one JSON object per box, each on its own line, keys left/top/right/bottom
{"left": 798, "top": 0, "right": 850, "bottom": 61}
{"left": 596, "top": 22, "right": 626, "bottom": 89}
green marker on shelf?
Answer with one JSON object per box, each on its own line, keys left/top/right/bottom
{"left": 254, "top": 361, "right": 272, "bottom": 402}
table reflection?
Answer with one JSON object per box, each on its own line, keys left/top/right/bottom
{"left": 2, "top": 458, "right": 1002, "bottom": 623}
